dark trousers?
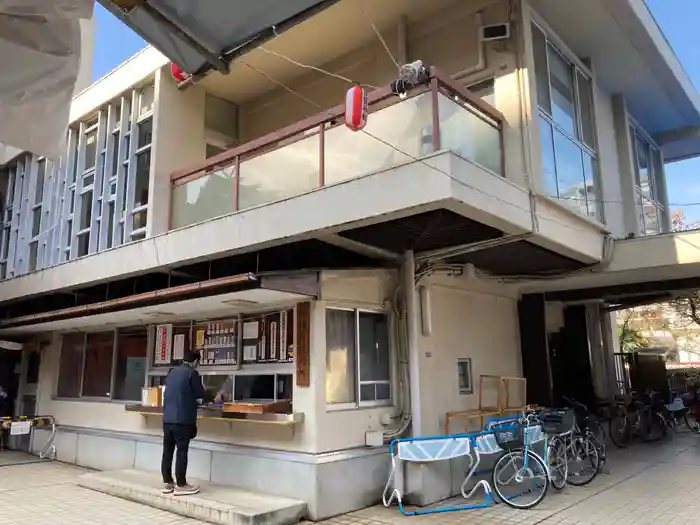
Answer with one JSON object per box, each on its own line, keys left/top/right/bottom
{"left": 161, "top": 423, "right": 197, "bottom": 486}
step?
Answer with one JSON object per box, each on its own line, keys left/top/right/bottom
{"left": 79, "top": 469, "right": 306, "bottom": 525}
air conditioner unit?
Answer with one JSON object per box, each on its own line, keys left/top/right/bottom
{"left": 480, "top": 23, "right": 510, "bottom": 42}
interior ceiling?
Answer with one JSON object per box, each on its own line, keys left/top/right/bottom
{"left": 198, "top": 0, "right": 458, "bottom": 103}
{"left": 0, "top": 289, "right": 308, "bottom": 335}
{"left": 530, "top": 0, "right": 700, "bottom": 161}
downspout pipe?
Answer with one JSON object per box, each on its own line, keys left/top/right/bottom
{"left": 404, "top": 250, "right": 423, "bottom": 437}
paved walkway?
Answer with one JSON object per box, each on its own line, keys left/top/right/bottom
{"left": 1, "top": 435, "right": 700, "bottom": 524}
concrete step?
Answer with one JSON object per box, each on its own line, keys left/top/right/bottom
{"left": 79, "top": 469, "right": 306, "bottom": 525}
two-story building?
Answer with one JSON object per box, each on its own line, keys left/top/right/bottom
{"left": 1, "top": 0, "right": 700, "bottom": 520}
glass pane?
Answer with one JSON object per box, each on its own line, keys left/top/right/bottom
{"left": 325, "top": 92, "right": 434, "bottom": 184}
{"left": 134, "top": 150, "right": 150, "bottom": 207}
{"left": 77, "top": 232, "right": 89, "bottom": 256}
{"left": 107, "top": 202, "right": 115, "bottom": 247}
{"left": 85, "top": 129, "right": 97, "bottom": 170}
{"left": 113, "top": 328, "right": 148, "bottom": 401}
{"left": 553, "top": 129, "right": 587, "bottom": 216}
{"left": 65, "top": 219, "right": 72, "bottom": 247}
{"left": 636, "top": 193, "right": 645, "bottom": 234}
{"left": 576, "top": 71, "right": 595, "bottom": 150}
{"left": 28, "top": 242, "right": 38, "bottom": 272}
{"left": 358, "top": 312, "right": 390, "bottom": 382}
{"left": 69, "top": 190, "right": 75, "bottom": 213}
{"left": 80, "top": 190, "right": 92, "bottom": 229}
{"left": 132, "top": 209, "right": 147, "bottom": 231}
{"left": 82, "top": 331, "right": 115, "bottom": 398}
{"left": 137, "top": 118, "right": 153, "bottom": 148}
{"left": 35, "top": 160, "right": 46, "bottom": 204}
{"left": 438, "top": 94, "right": 502, "bottom": 175}
{"left": 360, "top": 384, "right": 376, "bottom": 402}
{"left": 548, "top": 46, "right": 576, "bottom": 135}
{"left": 111, "top": 134, "right": 120, "bottom": 176}
{"left": 83, "top": 173, "right": 94, "bottom": 187}
{"left": 582, "top": 152, "right": 600, "bottom": 220}
{"left": 139, "top": 85, "right": 154, "bottom": 117}
{"left": 635, "top": 136, "right": 651, "bottom": 198}
{"left": 325, "top": 309, "right": 356, "bottom": 405}
{"left": 376, "top": 383, "right": 391, "bottom": 400}
{"left": 171, "top": 167, "right": 236, "bottom": 229}
{"left": 642, "top": 198, "right": 660, "bottom": 236}
{"left": 57, "top": 333, "right": 84, "bottom": 398}
{"left": 239, "top": 133, "right": 319, "bottom": 210}
{"left": 531, "top": 23, "right": 552, "bottom": 114}
{"left": 540, "top": 117, "right": 558, "bottom": 197}
{"left": 31, "top": 208, "right": 41, "bottom": 238}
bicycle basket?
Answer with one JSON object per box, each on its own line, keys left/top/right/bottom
{"left": 492, "top": 421, "right": 524, "bottom": 450}
{"left": 539, "top": 409, "right": 575, "bottom": 435}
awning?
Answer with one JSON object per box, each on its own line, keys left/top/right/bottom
{"left": 97, "top": 0, "right": 339, "bottom": 78}
{"left": 0, "top": 1, "right": 94, "bottom": 159}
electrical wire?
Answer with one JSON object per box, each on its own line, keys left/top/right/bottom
{"left": 256, "top": 46, "right": 378, "bottom": 89}
{"left": 358, "top": 2, "right": 401, "bottom": 71}
{"left": 237, "top": 59, "right": 602, "bottom": 235}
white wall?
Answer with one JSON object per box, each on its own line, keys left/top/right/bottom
{"left": 415, "top": 275, "right": 523, "bottom": 436}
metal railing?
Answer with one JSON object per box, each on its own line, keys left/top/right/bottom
{"left": 169, "top": 68, "right": 505, "bottom": 230}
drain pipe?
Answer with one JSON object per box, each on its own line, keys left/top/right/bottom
{"left": 404, "top": 250, "right": 423, "bottom": 437}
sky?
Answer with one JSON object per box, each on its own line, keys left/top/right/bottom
{"left": 91, "top": 1, "right": 700, "bottom": 221}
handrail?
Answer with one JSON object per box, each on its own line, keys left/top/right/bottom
{"left": 169, "top": 67, "right": 505, "bottom": 186}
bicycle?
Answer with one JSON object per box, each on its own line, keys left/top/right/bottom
{"left": 608, "top": 390, "right": 667, "bottom": 447}
{"left": 562, "top": 396, "right": 607, "bottom": 474}
{"left": 486, "top": 415, "right": 550, "bottom": 509}
{"left": 537, "top": 406, "right": 600, "bottom": 489}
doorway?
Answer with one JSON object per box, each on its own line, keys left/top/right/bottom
{"left": 0, "top": 349, "right": 20, "bottom": 419}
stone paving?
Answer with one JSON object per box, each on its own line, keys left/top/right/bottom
{"left": 1, "top": 435, "right": 700, "bottom": 524}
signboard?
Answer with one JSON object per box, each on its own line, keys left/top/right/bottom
{"left": 154, "top": 324, "right": 173, "bottom": 365}
{"left": 10, "top": 420, "right": 31, "bottom": 436}
{"left": 173, "top": 334, "right": 185, "bottom": 361}
{"left": 296, "top": 302, "right": 311, "bottom": 387}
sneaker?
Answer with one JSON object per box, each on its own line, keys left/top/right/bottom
{"left": 162, "top": 483, "right": 174, "bottom": 494}
{"left": 174, "top": 484, "right": 200, "bottom": 496}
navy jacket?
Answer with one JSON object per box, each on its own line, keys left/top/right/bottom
{"left": 163, "top": 363, "right": 206, "bottom": 425}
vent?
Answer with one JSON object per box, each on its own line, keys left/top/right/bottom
{"left": 480, "top": 23, "right": 510, "bottom": 42}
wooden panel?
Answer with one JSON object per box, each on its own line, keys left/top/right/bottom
{"left": 295, "top": 302, "right": 311, "bottom": 387}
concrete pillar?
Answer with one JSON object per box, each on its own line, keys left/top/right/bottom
{"left": 149, "top": 68, "right": 206, "bottom": 236}
{"left": 612, "top": 94, "right": 640, "bottom": 237}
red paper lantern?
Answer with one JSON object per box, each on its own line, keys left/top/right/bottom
{"left": 170, "top": 62, "right": 188, "bottom": 83}
{"left": 344, "top": 85, "right": 368, "bottom": 131}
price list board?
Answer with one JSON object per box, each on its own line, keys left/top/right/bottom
{"left": 242, "top": 309, "right": 295, "bottom": 364}
{"left": 193, "top": 319, "right": 238, "bottom": 366}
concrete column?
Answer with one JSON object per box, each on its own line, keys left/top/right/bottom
{"left": 149, "top": 68, "right": 206, "bottom": 236}
{"left": 611, "top": 94, "right": 640, "bottom": 237}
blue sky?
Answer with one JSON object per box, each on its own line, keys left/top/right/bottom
{"left": 92, "top": 1, "right": 700, "bottom": 221}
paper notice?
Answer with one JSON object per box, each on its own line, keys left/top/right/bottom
{"left": 243, "top": 345, "right": 257, "bottom": 362}
{"left": 173, "top": 334, "right": 185, "bottom": 360}
{"left": 243, "top": 321, "right": 259, "bottom": 339}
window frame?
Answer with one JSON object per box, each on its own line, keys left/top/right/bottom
{"left": 531, "top": 19, "right": 603, "bottom": 222}
{"left": 325, "top": 305, "right": 393, "bottom": 411}
{"left": 628, "top": 119, "right": 666, "bottom": 236}
{"left": 54, "top": 327, "right": 148, "bottom": 403}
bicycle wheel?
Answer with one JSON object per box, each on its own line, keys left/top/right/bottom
{"left": 683, "top": 410, "right": 698, "bottom": 432}
{"left": 566, "top": 434, "right": 600, "bottom": 487}
{"left": 492, "top": 449, "right": 549, "bottom": 509}
{"left": 547, "top": 437, "right": 568, "bottom": 490}
{"left": 608, "top": 406, "right": 632, "bottom": 448}
{"left": 639, "top": 409, "right": 667, "bottom": 442}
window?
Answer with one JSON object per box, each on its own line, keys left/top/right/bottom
{"left": 325, "top": 308, "right": 391, "bottom": 407}
{"left": 631, "top": 127, "right": 666, "bottom": 236}
{"left": 28, "top": 241, "right": 38, "bottom": 272}
{"left": 133, "top": 150, "right": 150, "bottom": 207}
{"left": 85, "top": 129, "right": 98, "bottom": 171}
{"left": 35, "top": 160, "right": 46, "bottom": 205}
{"left": 57, "top": 327, "right": 147, "bottom": 401}
{"left": 137, "top": 118, "right": 153, "bottom": 148}
{"left": 532, "top": 22, "right": 600, "bottom": 221}
{"left": 31, "top": 208, "right": 41, "bottom": 238}
{"left": 77, "top": 232, "right": 89, "bottom": 256}
{"left": 111, "top": 133, "right": 120, "bottom": 176}
{"left": 113, "top": 328, "right": 148, "bottom": 400}
{"left": 56, "top": 333, "right": 85, "bottom": 398}
{"left": 79, "top": 190, "right": 92, "bottom": 230}
{"left": 458, "top": 358, "right": 473, "bottom": 395}
{"left": 82, "top": 332, "right": 115, "bottom": 398}
{"left": 106, "top": 201, "right": 115, "bottom": 248}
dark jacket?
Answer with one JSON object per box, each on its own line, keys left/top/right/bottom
{"left": 163, "top": 363, "right": 206, "bottom": 425}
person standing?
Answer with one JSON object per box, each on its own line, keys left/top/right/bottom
{"left": 161, "top": 351, "right": 206, "bottom": 496}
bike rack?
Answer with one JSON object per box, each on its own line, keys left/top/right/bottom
{"left": 0, "top": 415, "right": 57, "bottom": 465}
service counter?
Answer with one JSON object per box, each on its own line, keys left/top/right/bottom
{"left": 124, "top": 403, "right": 304, "bottom": 426}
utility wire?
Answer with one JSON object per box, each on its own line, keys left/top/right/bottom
{"left": 358, "top": 2, "right": 401, "bottom": 71}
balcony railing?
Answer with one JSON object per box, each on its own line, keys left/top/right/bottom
{"left": 169, "top": 68, "right": 505, "bottom": 230}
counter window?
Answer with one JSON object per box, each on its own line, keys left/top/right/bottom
{"left": 56, "top": 326, "right": 147, "bottom": 401}
{"left": 325, "top": 308, "right": 391, "bottom": 409}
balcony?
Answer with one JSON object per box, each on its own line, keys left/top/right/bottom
{"left": 169, "top": 68, "right": 504, "bottom": 230}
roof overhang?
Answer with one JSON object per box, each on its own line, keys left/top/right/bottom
{"left": 530, "top": 0, "right": 700, "bottom": 162}
{"left": 98, "top": 0, "right": 340, "bottom": 80}
{"left": 0, "top": 1, "right": 94, "bottom": 159}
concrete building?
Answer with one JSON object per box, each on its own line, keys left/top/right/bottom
{"left": 1, "top": 0, "right": 700, "bottom": 520}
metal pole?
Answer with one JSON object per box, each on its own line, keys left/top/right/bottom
{"left": 404, "top": 250, "right": 423, "bottom": 436}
